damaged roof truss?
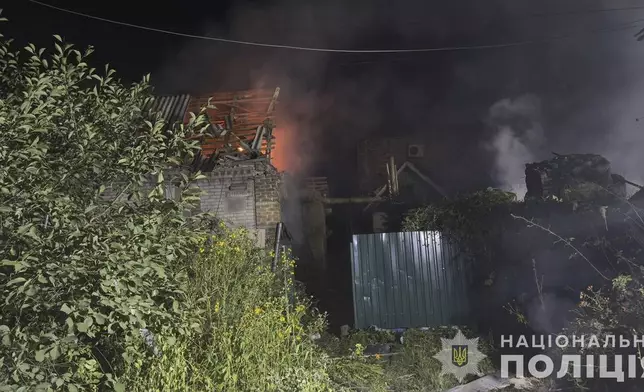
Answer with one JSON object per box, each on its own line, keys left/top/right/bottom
{"left": 148, "top": 87, "right": 281, "bottom": 171}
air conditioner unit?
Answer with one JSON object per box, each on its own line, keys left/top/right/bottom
{"left": 407, "top": 144, "right": 425, "bottom": 158}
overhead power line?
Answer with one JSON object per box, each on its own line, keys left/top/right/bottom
{"left": 26, "top": 0, "right": 644, "bottom": 54}
{"left": 340, "top": 19, "right": 644, "bottom": 66}
{"left": 525, "top": 5, "right": 644, "bottom": 19}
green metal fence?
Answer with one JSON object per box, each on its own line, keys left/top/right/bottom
{"left": 350, "top": 231, "right": 470, "bottom": 329}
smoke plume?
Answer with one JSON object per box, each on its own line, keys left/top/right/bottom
{"left": 486, "top": 94, "right": 545, "bottom": 199}
{"left": 152, "top": 0, "right": 644, "bottom": 192}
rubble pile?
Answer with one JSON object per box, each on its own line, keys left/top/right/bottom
{"left": 525, "top": 153, "right": 626, "bottom": 204}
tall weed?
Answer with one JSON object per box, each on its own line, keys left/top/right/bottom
{"left": 122, "top": 225, "right": 335, "bottom": 391}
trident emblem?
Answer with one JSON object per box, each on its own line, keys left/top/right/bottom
{"left": 451, "top": 345, "right": 468, "bottom": 367}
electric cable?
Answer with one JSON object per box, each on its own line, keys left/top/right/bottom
{"left": 25, "top": 0, "right": 644, "bottom": 54}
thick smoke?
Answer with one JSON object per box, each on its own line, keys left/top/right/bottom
{"left": 486, "top": 94, "right": 545, "bottom": 199}
{"left": 484, "top": 0, "right": 644, "bottom": 194}
{"left": 152, "top": 0, "right": 511, "bottom": 181}
{"left": 153, "top": 0, "right": 644, "bottom": 192}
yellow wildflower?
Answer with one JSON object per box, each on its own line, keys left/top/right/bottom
{"left": 375, "top": 354, "right": 382, "bottom": 360}
{"left": 214, "top": 302, "right": 220, "bottom": 313}
{"left": 254, "top": 307, "right": 263, "bottom": 315}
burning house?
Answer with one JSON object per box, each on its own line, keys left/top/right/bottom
{"left": 148, "top": 88, "right": 350, "bottom": 274}
{"left": 148, "top": 88, "right": 284, "bottom": 246}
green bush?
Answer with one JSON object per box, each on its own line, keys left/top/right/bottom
{"left": 121, "top": 226, "right": 335, "bottom": 391}
{"left": 403, "top": 189, "right": 516, "bottom": 266}
{"left": 0, "top": 21, "right": 210, "bottom": 390}
{"left": 403, "top": 188, "right": 516, "bottom": 233}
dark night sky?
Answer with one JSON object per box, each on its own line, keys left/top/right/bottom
{"left": 2, "top": 1, "right": 237, "bottom": 82}
{"left": 5, "top": 0, "right": 644, "bottom": 197}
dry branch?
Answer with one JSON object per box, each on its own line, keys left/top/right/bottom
{"left": 511, "top": 213, "right": 609, "bottom": 281}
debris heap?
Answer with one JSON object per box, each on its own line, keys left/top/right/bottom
{"left": 525, "top": 153, "right": 626, "bottom": 204}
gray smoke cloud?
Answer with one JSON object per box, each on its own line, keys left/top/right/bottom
{"left": 153, "top": 0, "right": 644, "bottom": 192}
{"left": 484, "top": 0, "right": 644, "bottom": 195}
{"left": 600, "top": 37, "right": 644, "bottom": 188}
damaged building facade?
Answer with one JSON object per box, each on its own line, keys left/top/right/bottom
{"left": 149, "top": 89, "right": 283, "bottom": 247}
{"left": 356, "top": 137, "right": 448, "bottom": 233}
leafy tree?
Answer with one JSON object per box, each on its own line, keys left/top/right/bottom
{"left": 0, "top": 17, "right": 210, "bottom": 390}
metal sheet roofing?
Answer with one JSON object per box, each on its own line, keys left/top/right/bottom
{"left": 147, "top": 94, "right": 191, "bottom": 125}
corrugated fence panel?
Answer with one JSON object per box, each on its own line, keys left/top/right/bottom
{"left": 351, "top": 231, "right": 470, "bottom": 329}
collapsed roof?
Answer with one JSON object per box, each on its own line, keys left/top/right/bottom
{"left": 147, "top": 88, "right": 280, "bottom": 172}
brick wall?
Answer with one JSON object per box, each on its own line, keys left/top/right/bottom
{"left": 197, "top": 166, "right": 257, "bottom": 229}
{"left": 198, "top": 161, "right": 282, "bottom": 247}
{"left": 254, "top": 171, "right": 282, "bottom": 246}
{"left": 100, "top": 160, "right": 282, "bottom": 247}
{"left": 254, "top": 173, "right": 281, "bottom": 228}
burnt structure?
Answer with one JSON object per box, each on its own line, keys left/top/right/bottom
{"left": 525, "top": 153, "right": 627, "bottom": 205}
{"left": 147, "top": 89, "right": 283, "bottom": 246}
